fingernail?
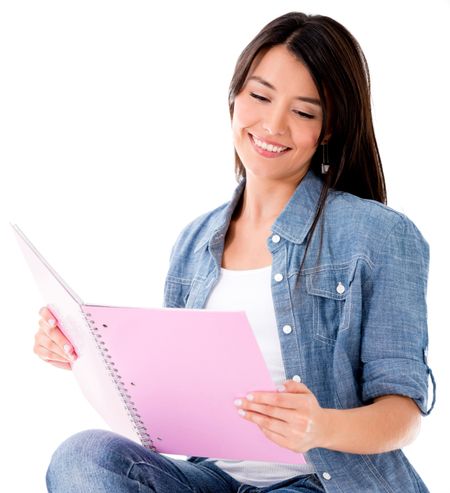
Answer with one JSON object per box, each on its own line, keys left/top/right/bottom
{"left": 246, "top": 394, "right": 254, "bottom": 401}
{"left": 238, "top": 409, "right": 246, "bottom": 416}
{"left": 64, "top": 345, "right": 76, "bottom": 361}
{"left": 277, "top": 385, "right": 286, "bottom": 392}
{"left": 48, "top": 319, "right": 55, "bottom": 327}
{"left": 234, "top": 399, "right": 242, "bottom": 407}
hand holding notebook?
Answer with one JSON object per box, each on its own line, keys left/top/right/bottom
{"left": 12, "top": 223, "right": 306, "bottom": 465}
{"left": 37, "top": 305, "right": 78, "bottom": 367}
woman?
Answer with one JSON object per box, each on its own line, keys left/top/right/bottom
{"left": 37, "top": 12, "right": 435, "bottom": 493}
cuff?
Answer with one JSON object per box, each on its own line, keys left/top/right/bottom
{"left": 362, "top": 357, "right": 436, "bottom": 416}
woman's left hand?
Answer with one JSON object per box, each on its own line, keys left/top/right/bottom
{"left": 234, "top": 380, "right": 329, "bottom": 453}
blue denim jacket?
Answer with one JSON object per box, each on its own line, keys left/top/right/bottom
{"left": 163, "top": 168, "right": 436, "bottom": 493}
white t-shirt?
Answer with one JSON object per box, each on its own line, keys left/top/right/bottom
{"left": 201, "top": 265, "right": 316, "bottom": 487}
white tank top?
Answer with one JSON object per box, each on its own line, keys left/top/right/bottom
{"left": 201, "top": 265, "right": 316, "bottom": 487}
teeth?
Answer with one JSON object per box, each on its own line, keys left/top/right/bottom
{"left": 252, "top": 135, "right": 288, "bottom": 153}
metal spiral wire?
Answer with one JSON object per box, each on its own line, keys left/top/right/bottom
{"left": 80, "top": 308, "right": 156, "bottom": 451}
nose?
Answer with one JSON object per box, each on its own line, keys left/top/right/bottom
{"left": 262, "top": 106, "right": 287, "bottom": 136}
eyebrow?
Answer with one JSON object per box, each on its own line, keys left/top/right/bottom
{"left": 248, "top": 75, "right": 322, "bottom": 107}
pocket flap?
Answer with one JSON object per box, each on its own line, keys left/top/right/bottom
{"left": 306, "top": 264, "right": 357, "bottom": 300}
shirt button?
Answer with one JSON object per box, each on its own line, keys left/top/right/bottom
{"left": 336, "top": 282, "right": 345, "bottom": 294}
{"left": 274, "top": 273, "right": 284, "bottom": 282}
{"left": 271, "top": 234, "right": 281, "bottom": 243}
{"left": 292, "top": 375, "right": 302, "bottom": 383}
{"left": 322, "top": 472, "right": 332, "bottom": 480}
{"left": 282, "top": 325, "right": 292, "bottom": 334}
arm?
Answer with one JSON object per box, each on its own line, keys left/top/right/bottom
{"left": 236, "top": 216, "right": 433, "bottom": 454}
{"left": 322, "top": 394, "right": 422, "bottom": 454}
{"left": 235, "top": 381, "right": 422, "bottom": 455}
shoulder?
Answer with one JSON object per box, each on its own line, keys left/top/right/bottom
{"left": 328, "top": 188, "right": 405, "bottom": 228}
{"left": 168, "top": 200, "right": 229, "bottom": 262}
{"left": 325, "top": 189, "right": 429, "bottom": 260}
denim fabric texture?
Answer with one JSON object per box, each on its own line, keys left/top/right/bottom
{"left": 46, "top": 429, "right": 326, "bottom": 492}
{"left": 163, "top": 168, "right": 436, "bottom": 493}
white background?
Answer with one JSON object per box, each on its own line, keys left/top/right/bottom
{"left": 1, "top": 0, "right": 449, "bottom": 491}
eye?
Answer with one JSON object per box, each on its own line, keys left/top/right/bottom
{"left": 250, "top": 92, "right": 269, "bottom": 102}
{"left": 250, "top": 92, "right": 315, "bottom": 120}
{"left": 294, "top": 110, "right": 315, "bottom": 120}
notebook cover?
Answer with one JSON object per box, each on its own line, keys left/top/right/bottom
{"left": 83, "top": 304, "right": 306, "bottom": 464}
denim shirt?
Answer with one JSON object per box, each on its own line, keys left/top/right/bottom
{"left": 163, "top": 168, "right": 436, "bottom": 493}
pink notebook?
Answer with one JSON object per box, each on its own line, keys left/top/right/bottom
{"left": 12, "top": 223, "right": 306, "bottom": 464}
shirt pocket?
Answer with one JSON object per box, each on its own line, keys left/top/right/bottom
{"left": 305, "top": 264, "right": 356, "bottom": 345}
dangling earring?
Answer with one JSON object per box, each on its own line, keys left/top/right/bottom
{"left": 321, "top": 143, "right": 330, "bottom": 174}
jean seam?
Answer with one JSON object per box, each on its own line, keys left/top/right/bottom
{"left": 128, "top": 461, "right": 196, "bottom": 493}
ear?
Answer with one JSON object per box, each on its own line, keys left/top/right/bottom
{"left": 321, "top": 131, "right": 332, "bottom": 145}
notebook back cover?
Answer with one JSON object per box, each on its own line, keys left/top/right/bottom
{"left": 11, "top": 224, "right": 140, "bottom": 444}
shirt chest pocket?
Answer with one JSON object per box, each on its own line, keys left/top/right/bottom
{"left": 305, "top": 265, "right": 355, "bottom": 345}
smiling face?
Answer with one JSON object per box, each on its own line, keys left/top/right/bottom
{"left": 231, "top": 44, "right": 327, "bottom": 183}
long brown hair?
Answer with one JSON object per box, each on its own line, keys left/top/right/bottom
{"left": 228, "top": 11, "right": 387, "bottom": 269}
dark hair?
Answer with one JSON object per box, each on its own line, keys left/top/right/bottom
{"left": 228, "top": 11, "right": 387, "bottom": 269}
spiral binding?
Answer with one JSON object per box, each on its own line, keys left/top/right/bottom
{"left": 80, "top": 307, "right": 156, "bottom": 452}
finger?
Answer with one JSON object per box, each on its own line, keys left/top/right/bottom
{"left": 34, "top": 332, "right": 76, "bottom": 362}
{"left": 281, "top": 380, "right": 312, "bottom": 394}
{"left": 38, "top": 317, "right": 59, "bottom": 340}
{"left": 34, "top": 336, "right": 70, "bottom": 362}
{"left": 241, "top": 390, "right": 308, "bottom": 410}
{"left": 239, "top": 402, "right": 312, "bottom": 434}
{"left": 39, "top": 317, "right": 55, "bottom": 336}
{"left": 38, "top": 319, "right": 77, "bottom": 358}
{"left": 38, "top": 306, "right": 57, "bottom": 326}
{"left": 258, "top": 426, "right": 302, "bottom": 453}
{"left": 236, "top": 399, "right": 295, "bottom": 423}
{"left": 238, "top": 405, "right": 312, "bottom": 450}
{"left": 38, "top": 306, "right": 50, "bottom": 318}
{"left": 35, "top": 343, "right": 72, "bottom": 363}
{"left": 260, "top": 425, "right": 288, "bottom": 443}
{"left": 238, "top": 406, "right": 290, "bottom": 438}
{"left": 48, "top": 360, "right": 73, "bottom": 370}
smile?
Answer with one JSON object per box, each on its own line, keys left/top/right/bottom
{"left": 249, "top": 133, "right": 291, "bottom": 157}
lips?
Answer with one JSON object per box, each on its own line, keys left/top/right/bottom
{"left": 248, "top": 133, "right": 291, "bottom": 158}
{"left": 249, "top": 133, "right": 291, "bottom": 149}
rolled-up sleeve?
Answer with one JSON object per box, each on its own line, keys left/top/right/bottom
{"left": 361, "top": 214, "right": 436, "bottom": 416}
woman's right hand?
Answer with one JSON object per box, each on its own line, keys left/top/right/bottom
{"left": 34, "top": 306, "right": 78, "bottom": 370}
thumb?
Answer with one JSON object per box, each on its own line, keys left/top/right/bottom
{"left": 281, "top": 379, "right": 312, "bottom": 394}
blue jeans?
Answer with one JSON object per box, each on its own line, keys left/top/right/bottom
{"left": 46, "top": 429, "right": 325, "bottom": 492}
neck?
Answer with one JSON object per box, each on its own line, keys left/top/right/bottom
{"left": 236, "top": 170, "right": 308, "bottom": 226}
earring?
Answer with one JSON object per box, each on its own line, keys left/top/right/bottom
{"left": 321, "top": 143, "right": 330, "bottom": 174}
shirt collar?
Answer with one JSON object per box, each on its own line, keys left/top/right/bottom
{"left": 209, "top": 168, "right": 325, "bottom": 246}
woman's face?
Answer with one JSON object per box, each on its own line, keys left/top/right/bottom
{"left": 232, "top": 44, "right": 326, "bottom": 183}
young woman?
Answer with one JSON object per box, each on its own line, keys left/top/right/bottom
{"left": 37, "top": 12, "right": 435, "bottom": 492}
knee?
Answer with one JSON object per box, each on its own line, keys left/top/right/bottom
{"left": 46, "top": 429, "right": 128, "bottom": 491}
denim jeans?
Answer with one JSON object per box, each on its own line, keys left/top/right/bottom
{"left": 46, "top": 429, "right": 325, "bottom": 492}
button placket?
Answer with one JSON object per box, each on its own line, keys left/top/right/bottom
{"left": 270, "top": 247, "right": 304, "bottom": 388}
{"left": 274, "top": 273, "right": 284, "bottom": 282}
{"left": 282, "top": 324, "right": 292, "bottom": 334}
